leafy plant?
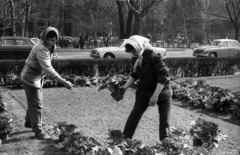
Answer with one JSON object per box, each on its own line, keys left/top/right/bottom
{"left": 189, "top": 118, "right": 223, "bottom": 150}
{"left": 52, "top": 121, "right": 78, "bottom": 142}
{"left": 0, "top": 100, "right": 7, "bottom": 113}
{"left": 173, "top": 79, "right": 240, "bottom": 117}
{"left": 0, "top": 112, "right": 12, "bottom": 134}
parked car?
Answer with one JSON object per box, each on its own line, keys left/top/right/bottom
{"left": 193, "top": 39, "right": 240, "bottom": 57}
{"left": 90, "top": 39, "right": 166, "bottom": 59}
{"left": 0, "top": 36, "right": 34, "bottom": 59}
{"left": 30, "top": 37, "right": 39, "bottom": 45}
{"left": 0, "top": 36, "right": 57, "bottom": 59}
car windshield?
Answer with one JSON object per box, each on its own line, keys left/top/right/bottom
{"left": 112, "top": 40, "right": 124, "bottom": 47}
{"left": 210, "top": 41, "right": 221, "bottom": 46}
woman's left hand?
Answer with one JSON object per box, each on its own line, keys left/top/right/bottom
{"left": 149, "top": 95, "right": 158, "bottom": 106}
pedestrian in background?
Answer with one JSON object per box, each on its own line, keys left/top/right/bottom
{"left": 94, "top": 38, "right": 98, "bottom": 48}
{"left": 121, "top": 35, "right": 172, "bottom": 143}
{"left": 21, "top": 27, "right": 74, "bottom": 140}
{"left": 79, "top": 32, "right": 85, "bottom": 49}
{"left": 147, "top": 33, "right": 152, "bottom": 45}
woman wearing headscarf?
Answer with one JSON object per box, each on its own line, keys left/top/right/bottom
{"left": 21, "top": 27, "right": 74, "bottom": 140}
{"left": 121, "top": 35, "right": 172, "bottom": 143}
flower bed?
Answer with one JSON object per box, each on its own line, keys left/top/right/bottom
{"left": 49, "top": 119, "right": 227, "bottom": 155}
{"left": 172, "top": 79, "right": 240, "bottom": 118}
{"left": 2, "top": 73, "right": 239, "bottom": 119}
{"left": 0, "top": 92, "right": 12, "bottom": 141}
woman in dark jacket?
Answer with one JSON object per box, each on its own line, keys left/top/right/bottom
{"left": 121, "top": 35, "right": 172, "bottom": 142}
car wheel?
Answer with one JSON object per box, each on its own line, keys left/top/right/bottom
{"left": 104, "top": 53, "right": 115, "bottom": 59}
{"left": 209, "top": 53, "right": 217, "bottom": 57}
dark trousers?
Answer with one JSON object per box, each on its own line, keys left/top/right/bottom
{"left": 80, "top": 43, "right": 84, "bottom": 49}
{"left": 123, "top": 93, "right": 172, "bottom": 141}
{"left": 23, "top": 82, "right": 43, "bottom": 133}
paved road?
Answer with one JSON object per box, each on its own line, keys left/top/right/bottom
{"left": 55, "top": 48, "right": 193, "bottom": 59}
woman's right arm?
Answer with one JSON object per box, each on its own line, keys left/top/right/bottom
{"left": 37, "top": 49, "right": 74, "bottom": 90}
{"left": 55, "top": 76, "right": 74, "bottom": 90}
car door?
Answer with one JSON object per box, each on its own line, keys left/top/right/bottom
{"left": 234, "top": 42, "right": 240, "bottom": 56}
{"left": 15, "top": 39, "right": 33, "bottom": 59}
{"left": 228, "top": 41, "right": 240, "bottom": 56}
{"left": 218, "top": 41, "right": 229, "bottom": 57}
{"left": 0, "top": 39, "right": 16, "bottom": 59}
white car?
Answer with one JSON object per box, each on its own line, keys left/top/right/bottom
{"left": 193, "top": 39, "right": 240, "bottom": 57}
{"left": 90, "top": 39, "right": 166, "bottom": 59}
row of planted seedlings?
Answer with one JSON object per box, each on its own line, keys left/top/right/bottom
{"left": 48, "top": 117, "right": 227, "bottom": 155}
{"left": 172, "top": 78, "right": 240, "bottom": 118}
{"left": 0, "top": 90, "right": 12, "bottom": 145}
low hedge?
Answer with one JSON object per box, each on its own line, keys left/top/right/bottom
{"left": 0, "top": 57, "right": 239, "bottom": 78}
{"left": 166, "top": 57, "right": 240, "bottom": 77}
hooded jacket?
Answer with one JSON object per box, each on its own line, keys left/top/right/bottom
{"left": 20, "top": 27, "right": 60, "bottom": 88}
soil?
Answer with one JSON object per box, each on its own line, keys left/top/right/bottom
{"left": 0, "top": 74, "right": 240, "bottom": 155}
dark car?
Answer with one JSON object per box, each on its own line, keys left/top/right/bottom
{"left": 193, "top": 39, "right": 240, "bottom": 57}
{"left": 0, "top": 36, "right": 34, "bottom": 59}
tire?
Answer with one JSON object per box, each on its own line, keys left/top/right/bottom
{"left": 209, "top": 52, "right": 217, "bottom": 57}
{"left": 104, "top": 53, "right": 115, "bottom": 59}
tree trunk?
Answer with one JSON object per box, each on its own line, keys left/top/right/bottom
{"left": 125, "top": 10, "right": 134, "bottom": 38}
{"left": 9, "top": 0, "right": 16, "bottom": 36}
{"left": 23, "top": 5, "right": 31, "bottom": 37}
{"left": 133, "top": 15, "right": 142, "bottom": 35}
{"left": 125, "top": 0, "right": 135, "bottom": 38}
{"left": 132, "top": 0, "right": 141, "bottom": 35}
{"left": 0, "top": 30, "right": 3, "bottom": 37}
{"left": 116, "top": 0, "right": 125, "bottom": 39}
{"left": 235, "top": 26, "right": 239, "bottom": 41}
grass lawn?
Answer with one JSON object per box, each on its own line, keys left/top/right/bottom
{"left": 0, "top": 74, "right": 239, "bottom": 155}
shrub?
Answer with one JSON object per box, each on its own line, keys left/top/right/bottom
{"left": 0, "top": 57, "right": 239, "bottom": 79}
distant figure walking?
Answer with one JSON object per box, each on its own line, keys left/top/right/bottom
{"left": 79, "top": 33, "right": 85, "bottom": 49}
{"left": 147, "top": 33, "right": 152, "bottom": 45}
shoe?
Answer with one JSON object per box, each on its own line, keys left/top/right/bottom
{"left": 24, "top": 122, "right": 31, "bottom": 128}
{"left": 35, "top": 132, "right": 51, "bottom": 140}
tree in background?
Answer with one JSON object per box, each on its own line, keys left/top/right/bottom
{"left": 9, "top": 0, "right": 16, "bottom": 36}
{"left": 0, "top": 0, "right": 11, "bottom": 36}
{"left": 224, "top": 0, "right": 240, "bottom": 40}
{"left": 116, "top": 0, "right": 163, "bottom": 38}
{"left": 34, "top": 0, "right": 70, "bottom": 34}
{"left": 116, "top": 0, "right": 135, "bottom": 39}
{"left": 16, "top": 0, "right": 37, "bottom": 37}
{"left": 71, "top": 0, "right": 118, "bottom": 45}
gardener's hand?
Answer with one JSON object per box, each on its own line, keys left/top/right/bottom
{"left": 149, "top": 94, "right": 158, "bottom": 106}
{"left": 64, "top": 81, "right": 75, "bottom": 91}
{"left": 119, "top": 87, "right": 126, "bottom": 96}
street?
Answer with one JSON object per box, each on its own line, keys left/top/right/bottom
{"left": 55, "top": 48, "right": 194, "bottom": 59}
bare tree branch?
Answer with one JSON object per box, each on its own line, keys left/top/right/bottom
{"left": 125, "top": 0, "right": 140, "bottom": 15}
{"left": 142, "top": 0, "right": 162, "bottom": 16}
